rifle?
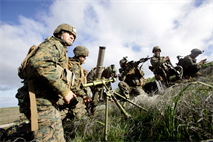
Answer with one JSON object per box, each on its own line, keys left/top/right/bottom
{"left": 158, "top": 66, "right": 169, "bottom": 86}
{"left": 119, "top": 56, "right": 150, "bottom": 73}
{"left": 165, "top": 61, "right": 181, "bottom": 78}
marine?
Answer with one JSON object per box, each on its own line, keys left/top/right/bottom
{"left": 68, "top": 45, "right": 91, "bottom": 120}
{"left": 87, "top": 64, "right": 117, "bottom": 101}
{"left": 16, "top": 23, "right": 77, "bottom": 142}
{"left": 118, "top": 56, "right": 146, "bottom": 100}
{"left": 149, "top": 46, "right": 183, "bottom": 85}
{"left": 181, "top": 48, "right": 207, "bottom": 78}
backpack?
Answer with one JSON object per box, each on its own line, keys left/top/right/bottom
{"left": 16, "top": 45, "right": 39, "bottom": 131}
{"left": 18, "top": 45, "right": 38, "bottom": 79}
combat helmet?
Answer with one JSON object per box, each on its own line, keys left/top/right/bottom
{"left": 119, "top": 57, "right": 128, "bottom": 67}
{"left": 53, "top": 23, "right": 77, "bottom": 40}
{"left": 105, "top": 65, "right": 117, "bottom": 77}
{"left": 191, "top": 48, "right": 203, "bottom": 54}
{"left": 152, "top": 46, "right": 161, "bottom": 53}
{"left": 73, "top": 46, "right": 89, "bottom": 57}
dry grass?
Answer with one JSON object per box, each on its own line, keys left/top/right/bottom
{"left": 0, "top": 107, "right": 24, "bottom": 125}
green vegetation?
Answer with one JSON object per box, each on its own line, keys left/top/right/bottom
{"left": 63, "top": 81, "right": 213, "bottom": 141}
{"left": 202, "top": 61, "right": 213, "bottom": 69}
{"left": 62, "top": 63, "right": 213, "bottom": 141}
{"left": 2, "top": 62, "right": 213, "bottom": 141}
{"left": 146, "top": 76, "right": 156, "bottom": 83}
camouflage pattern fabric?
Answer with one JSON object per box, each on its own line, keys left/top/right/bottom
{"left": 150, "top": 55, "right": 183, "bottom": 81}
{"left": 118, "top": 65, "right": 146, "bottom": 98}
{"left": 87, "top": 66, "right": 112, "bottom": 101}
{"left": 119, "top": 66, "right": 145, "bottom": 87}
{"left": 70, "top": 96, "right": 87, "bottom": 120}
{"left": 33, "top": 105, "right": 65, "bottom": 142}
{"left": 28, "top": 36, "right": 70, "bottom": 100}
{"left": 118, "top": 81, "right": 145, "bottom": 98}
{"left": 182, "top": 55, "right": 203, "bottom": 77}
{"left": 87, "top": 67, "right": 112, "bottom": 90}
{"left": 17, "top": 36, "right": 69, "bottom": 141}
{"left": 68, "top": 56, "right": 88, "bottom": 120}
{"left": 73, "top": 45, "right": 89, "bottom": 57}
{"left": 69, "top": 56, "right": 87, "bottom": 96}
{"left": 150, "top": 56, "right": 168, "bottom": 74}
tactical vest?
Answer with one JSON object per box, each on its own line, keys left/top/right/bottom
{"left": 69, "top": 61, "right": 87, "bottom": 87}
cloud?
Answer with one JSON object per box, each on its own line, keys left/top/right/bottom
{"left": 0, "top": 0, "right": 212, "bottom": 107}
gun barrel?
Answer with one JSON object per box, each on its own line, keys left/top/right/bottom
{"left": 95, "top": 46, "right": 106, "bottom": 79}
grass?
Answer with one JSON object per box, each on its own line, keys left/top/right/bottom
{"left": 2, "top": 62, "right": 213, "bottom": 141}
{"left": 62, "top": 81, "right": 212, "bottom": 141}
{"left": 62, "top": 63, "right": 213, "bottom": 141}
{"left": 0, "top": 107, "right": 24, "bottom": 125}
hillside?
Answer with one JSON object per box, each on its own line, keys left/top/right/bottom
{"left": 0, "top": 107, "right": 23, "bottom": 126}
{"left": 1, "top": 62, "right": 213, "bottom": 141}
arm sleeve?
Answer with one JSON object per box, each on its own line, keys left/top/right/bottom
{"left": 87, "top": 70, "right": 96, "bottom": 83}
{"left": 29, "top": 43, "right": 69, "bottom": 97}
{"left": 185, "top": 56, "right": 201, "bottom": 70}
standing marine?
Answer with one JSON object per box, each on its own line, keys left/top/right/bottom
{"left": 181, "top": 48, "right": 207, "bottom": 78}
{"left": 16, "top": 23, "right": 77, "bottom": 141}
{"left": 149, "top": 46, "right": 183, "bottom": 85}
{"left": 68, "top": 45, "right": 91, "bottom": 120}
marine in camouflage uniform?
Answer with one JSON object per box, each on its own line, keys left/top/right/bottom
{"left": 118, "top": 57, "right": 146, "bottom": 99}
{"left": 67, "top": 45, "right": 91, "bottom": 120}
{"left": 150, "top": 46, "right": 183, "bottom": 85}
{"left": 87, "top": 65, "right": 117, "bottom": 101}
{"left": 16, "top": 24, "right": 77, "bottom": 142}
{"left": 181, "top": 48, "right": 207, "bottom": 78}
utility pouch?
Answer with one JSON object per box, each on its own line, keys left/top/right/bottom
{"left": 56, "top": 65, "right": 75, "bottom": 88}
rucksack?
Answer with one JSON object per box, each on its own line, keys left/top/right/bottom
{"left": 18, "top": 45, "right": 38, "bottom": 79}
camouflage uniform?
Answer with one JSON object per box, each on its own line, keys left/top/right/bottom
{"left": 87, "top": 67, "right": 112, "bottom": 90}
{"left": 118, "top": 62, "right": 146, "bottom": 98}
{"left": 26, "top": 36, "right": 68, "bottom": 142}
{"left": 68, "top": 56, "right": 88, "bottom": 120}
{"left": 87, "top": 65, "right": 116, "bottom": 101}
{"left": 150, "top": 46, "right": 183, "bottom": 83}
{"left": 182, "top": 55, "right": 203, "bottom": 77}
{"left": 16, "top": 24, "right": 77, "bottom": 142}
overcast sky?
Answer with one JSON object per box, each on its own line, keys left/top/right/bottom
{"left": 0, "top": 0, "right": 212, "bottom": 108}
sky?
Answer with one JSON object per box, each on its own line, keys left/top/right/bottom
{"left": 0, "top": 0, "right": 212, "bottom": 108}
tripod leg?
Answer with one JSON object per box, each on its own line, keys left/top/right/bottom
{"left": 104, "top": 92, "right": 109, "bottom": 141}
{"left": 111, "top": 94, "right": 131, "bottom": 118}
